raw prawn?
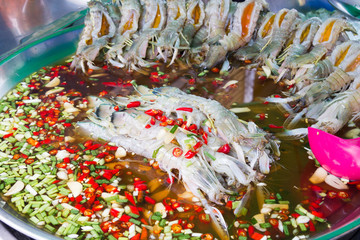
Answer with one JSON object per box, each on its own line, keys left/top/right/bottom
{"left": 156, "top": 0, "right": 187, "bottom": 65}
{"left": 179, "top": 0, "right": 206, "bottom": 50}
{"left": 77, "top": 87, "right": 278, "bottom": 238}
{"left": 106, "top": 0, "right": 141, "bottom": 68}
{"left": 268, "top": 42, "right": 360, "bottom": 110}
{"left": 234, "top": 12, "right": 276, "bottom": 61}
{"left": 201, "top": 0, "right": 268, "bottom": 68}
{"left": 278, "top": 43, "right": 360, "bottom": 130}
{"left": 151, "top": 86, "right": 278, "bottom": 174}
{"left": 277, "top": 17, "right": 322, "bottom": 79}
{"left": 123, "top": 0, "right": 167, "bottom": 70}
{"left": 291, "top": 17, "right": 357, "bottom": 67}
{"left": 71, "top": 1, "right": 117, "bottom": 72}
{"left": 190, "top": 0, "right": 231, "bottom": 62}
{"left": 291, "top": 41, "right": 360, "bottom": 90}
{"left": 280, "top": 86, "right": 360, "bottom": 139}
{"left": 313, "top": 88, "right": 360, "bottom": 134}
{"left": 255, "top": 8, "right": 299, "bottom": 63}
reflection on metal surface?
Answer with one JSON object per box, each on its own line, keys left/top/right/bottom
{"left": 328, "top": 0, "right": 360, "bottom": 19}
{"left": 0, "top": 0, "right": 87, "bottom": 55}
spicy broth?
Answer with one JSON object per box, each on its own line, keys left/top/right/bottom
{"left": 1, "top": 59, "right": 359, "bottom": 240}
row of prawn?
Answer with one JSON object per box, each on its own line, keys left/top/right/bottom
{"left": 263, "top": 29, "right": 360, "bottom": 137}
{"left": 71, "top": 0, "right": 355, "bottom": 74}
{"left": 70, "top": 0, "right": 360, "bottom": 137}
{"left": 223, "top": 2, "right": 360, "bottom": 138}
{"left": 71, "top": 0, "right": 270, "bottom": 72}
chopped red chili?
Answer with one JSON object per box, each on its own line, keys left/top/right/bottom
{"left": 176, "top": 107, "right": 193, "bottom": 112}
{"left": 217, "top": 144, "right": 230, "bottom": 154}
{"left": 184, "top": 150, "right": 196, "bottom": 159}
{"left": 172, "top": 147, "right": 183, "bottom": 157}
{"left": 127, "top": 101, "right": 141, "bottom": 108}
{"left": 268, "top": 124, "right": 283, "bottom": 129}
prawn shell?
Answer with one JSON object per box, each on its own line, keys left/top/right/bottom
{"left": 139, "top": 0, "right": 167, "bottom": 31}
{"left": 256, "top": 12, "right": 276, "bottom": 40}
{"left": 220, "top": 0, "right": 267, "bottom": 51}
{"left": 206, "top": 0, "right": 231, "bottom": 41}
{"left": 313, "top": 18, "right": 355, "bottom": 50}
{"left": 186, "top": 0, "right": 206, "bottom": 29}
{"left": 71, "top": 1, "right": 117, "bottom": 71}
{"left": 329, "top": 41, "right": 359, "bottom": 67}
{"left": 338, "top": 45, "right": 360, "bottom": 74}
{"left": 293, "top": 17, "right": 322, "bottom": 48}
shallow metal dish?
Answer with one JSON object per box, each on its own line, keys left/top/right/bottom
{"left": 0, "top": 4, "right": 359, "bottom": 240}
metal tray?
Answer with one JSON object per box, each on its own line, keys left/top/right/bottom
{"left": 0, "top": 3, "right": 359, "bottom": 240}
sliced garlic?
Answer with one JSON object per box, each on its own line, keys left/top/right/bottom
{"left": 325, "top": 174, "right": 348, "bottom": 190}
{"left": 260, "top": 207, "right": 273, "bottom": 214}
{"left": 252, "top": 213, "right": 265, "bottom": 224}
{"left": 5, "top": 181, "right": 24, "bottom": 196}
{"left": 309, "top": 167, "right": 328, "bottom": 184}
{"left": 64, "top": 107, "right": 80, "bottom": 114}
{"left": 101, "top": 192, "right": 115, "bottom": 199}
{"left": 115, "top": 146, "right": 127, "bottom": 158}
{"left": 64, "top": 136, "right": 75, "bottom": 143}
{"left": 230, "top": 107, "right": 251, "bottom": 113}
{"left": 56, "top": 150, "right": 70, "bottom": 160}
{"left": 296, "top": 216, "right": 310, "bottom": 224}
{"left": 61, "top": 203, "right": 77, "bottom": 210}
{"left": 153, "top": 202, "right": 167, "bottom": 216}
{"left": 63, "top": 102, "right": 74, "bottom": 109}
{"left": 57, "top": 171, "right": 68, "bottom": 180}
{"left": 45, "top": 77, "right": 60, "bottom": 88}
{"left": 15, "top": 134, "right": 24, "bottom": 141}
{"left": 25, "top": 184, "right": 38, "bottom": 196}
{"left": 45, "top": 87, "right": 64, "bottom": 96}
{"left": 67, "top": 181, "right": 83, "bottom": 197}
{"left": 222, "top": 80, "right": 238, "bottom": 89}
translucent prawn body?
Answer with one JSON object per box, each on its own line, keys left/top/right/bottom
{"left": 234, "top": 12, "right": 276, "bottom": 61}
{"left": 279, "top": 17, "right": 322, "bottom": 71}
{"left": 291, "top": 40, "right": 360, "bottom": 90}
{"left": 291, "top": 17, "right": 356, "bottom": 67}
{"left": 312, "top": 87, "right": 360, "bottom": 134}
{"left": 122, "top": 0, "right": 167, "bottom": 69}
{"left": 156, "top": 0, "right": 187, "bottom": 65}
{"left": 78, "top": 86, "right": 278, "bottom": 205}
{"left": 71, "top": 1, "right": 117, "bottom": 72}
{"left": 202, "top": 0, "right": 268, "bottom": 68}
{"left": 179, "top": 0, "right": 206, "bottom": 49}
{"left": 255, "top": 8, "right": 299, "bottom": 63}
{"left": 106, "top": 0, "right": 141, "bottom": 68}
